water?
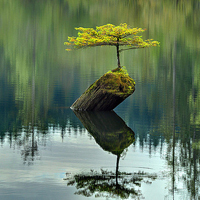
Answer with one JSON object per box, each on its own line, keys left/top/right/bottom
{"left": 0, "top": 1, "right": 200, "bottom": 199}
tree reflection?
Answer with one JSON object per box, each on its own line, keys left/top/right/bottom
{"left": 163, "top": 40, "right": 200, "bottom": 200}
{"left": 64, "top": 111, "right": 157, "bottom": 199}
{"left": 21, "top": 128, "right": 39, "bottom": 165}
{"left": 65, "top": 169, "right": 157, "bottom": 199}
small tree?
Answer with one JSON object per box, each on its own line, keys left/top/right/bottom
{"left": 65, "top": 23, "right": 159, "bottom": 69}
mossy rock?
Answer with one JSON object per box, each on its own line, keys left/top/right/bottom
{"left": 71, "top": 67, "right": 135, "bottom": 111}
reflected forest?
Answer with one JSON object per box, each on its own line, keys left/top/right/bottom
{"left": 0, "top": 0, "right": 200, "bottom": 200}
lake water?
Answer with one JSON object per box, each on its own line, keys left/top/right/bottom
{"left": 0, "top": 1, "right": 200, "bottom": 200}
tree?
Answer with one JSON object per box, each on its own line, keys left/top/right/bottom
{"left": 65, "top": 23, "right": 159, "bottom": 68}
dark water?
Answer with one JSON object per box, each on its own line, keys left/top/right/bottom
{"left": 1, "top": 1, "right": 200, "bottom": 200}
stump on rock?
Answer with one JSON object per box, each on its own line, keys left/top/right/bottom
{"left": 71, "top": 67, "right": 135, "bottom": 111}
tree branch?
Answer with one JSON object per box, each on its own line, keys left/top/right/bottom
{"left": 119, "top": 46, "right": 145, "bottom": 52}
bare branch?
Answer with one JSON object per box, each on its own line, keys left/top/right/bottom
{"left": 119, "top": 46, "right": 145, "bottom": 52}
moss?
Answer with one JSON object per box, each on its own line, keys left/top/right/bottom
{"left": 83, "top": 66, "right": 135, "bottom": 99}
{"left": 111, "top": 66, "right": 129, "bottom": 75}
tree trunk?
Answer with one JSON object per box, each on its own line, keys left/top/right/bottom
{"left": 71, "top": 69, "right": 135, "bottom": 111}
{"left": 116, "top": 154, "right": 120, "bottom": 186}
{"left": 116, "top": 38, "right": 121, "bottom": 68}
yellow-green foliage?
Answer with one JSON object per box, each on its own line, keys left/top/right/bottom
{"left": 64, "top": 23, "right": 159, "bottom": 51}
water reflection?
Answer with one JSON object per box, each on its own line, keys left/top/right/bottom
{"left": 64, "top": 111, "right": 157, "bottom": 199}
{"left": 0, "top": 108, "right": 82, "bottom": 165}
{"left": 73, "top": 111, "right": 135, "bottom": 155}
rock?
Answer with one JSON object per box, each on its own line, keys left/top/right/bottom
{"left": 71, "top": 67, "right": 135, "bottom": 111}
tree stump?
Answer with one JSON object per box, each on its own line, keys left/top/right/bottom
{"left": 71, "top": 68, "right": 135, "bottom": 111}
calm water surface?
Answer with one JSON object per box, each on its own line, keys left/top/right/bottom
{"left": 0, "top": 1, "right": 200, "bottom": 200}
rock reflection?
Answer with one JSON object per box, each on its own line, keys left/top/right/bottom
{"left": 64, "top": 111, "right": 157, "bottom": 199}
{"left": 73, "top": 111, "right": 135, "bottom": 156}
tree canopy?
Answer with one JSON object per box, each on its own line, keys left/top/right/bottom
{"left": 65, "top": 23, "right": 159, "bottom": 68}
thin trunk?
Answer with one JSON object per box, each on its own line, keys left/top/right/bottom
{"left": 172, "top": 40, "right": 176, "bottom": 200}
{"left": 116, "top": 38, "right": 121, "bottom": 68}
{"left": 32, "top": 25, "right": 36, "bottom": 160}
{"left": 116, "top": 154, "right": 120, "bottom": 186}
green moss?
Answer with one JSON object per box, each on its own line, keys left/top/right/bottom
{"left": 110, "top": 66, "right": 129, "bottom": 75}
{"left": 84, "top": 66, "right": 135, "bottom": 96}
